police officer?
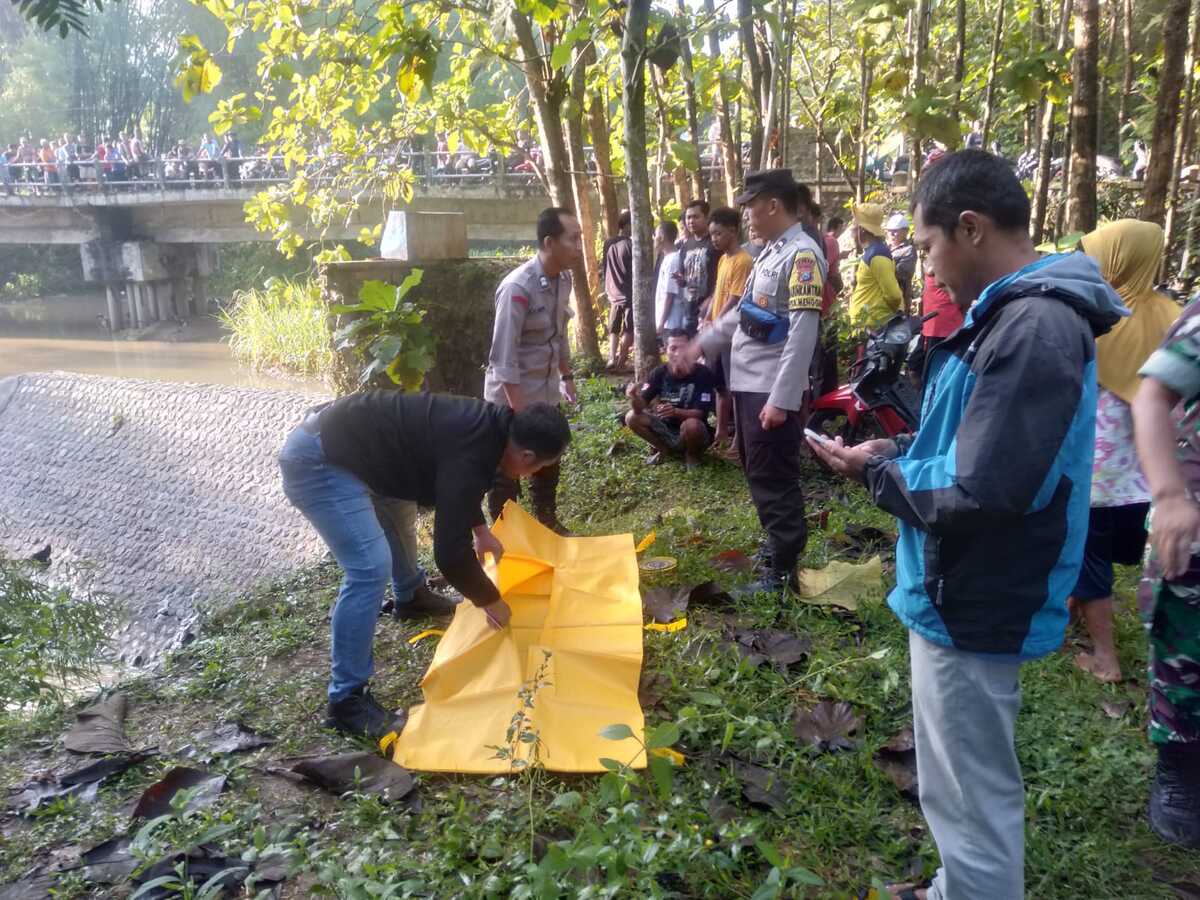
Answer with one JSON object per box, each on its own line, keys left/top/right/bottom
{"left": 484, "top": 207, "right": 582, "bottom": 533}
{"left": 688, "top": 170, "right": 826, "bottom": 594}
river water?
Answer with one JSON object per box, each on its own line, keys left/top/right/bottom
{"left": 0, "top": 293, "right": 325, "bottom": 392}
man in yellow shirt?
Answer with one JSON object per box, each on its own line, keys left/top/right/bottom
{"left": 848, "top": 202, "right": 904, "bottom": 333}
{"left": 707, "top": 206, "right": 754, "bottom": 450}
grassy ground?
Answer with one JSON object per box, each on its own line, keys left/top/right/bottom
{"left": 2, "top": 376, "right": 1198, "bottom": 898}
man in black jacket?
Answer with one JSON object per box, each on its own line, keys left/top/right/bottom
{"left": 278, "top": 393, "right": 571, "bottom": 738}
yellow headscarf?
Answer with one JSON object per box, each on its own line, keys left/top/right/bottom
{"left": 1080, "top": 219, "right": 1181, "bottom": 405}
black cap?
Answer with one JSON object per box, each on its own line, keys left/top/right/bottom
{"left": 734, "top": 168, "right": 799, "bottom": 205}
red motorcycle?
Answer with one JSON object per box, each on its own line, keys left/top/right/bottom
{"left": 807, "top": 312, "right": 936, "bottom": 443}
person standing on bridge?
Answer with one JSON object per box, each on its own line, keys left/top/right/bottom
{"left": 279, "top": 393, "right": 571, "bottom": 738}
{"left": 485, "top": 207, "right": 581, "bottom": 535}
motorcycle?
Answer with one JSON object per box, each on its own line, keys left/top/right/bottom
{"left": 807, "top": 311, "right": 937, "bottom": 443}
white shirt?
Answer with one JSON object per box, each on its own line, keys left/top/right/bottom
{"left": 655, "top": 251, "right": 683, "bottom": 331}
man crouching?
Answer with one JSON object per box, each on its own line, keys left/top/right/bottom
{"left": 625, "top": 329, "right": 717, "bottom": 471}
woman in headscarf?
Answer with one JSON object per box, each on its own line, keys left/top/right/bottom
{"left": 1071, "top": 220, "right": 1180, "bottom": 682}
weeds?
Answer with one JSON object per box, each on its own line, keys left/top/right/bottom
{"left": 219, "top": 276, "right": 333, "bottom": 376}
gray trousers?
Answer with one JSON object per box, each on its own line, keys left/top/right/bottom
{"left": 910, "top": 631, "right": 1024, "bottom": 900}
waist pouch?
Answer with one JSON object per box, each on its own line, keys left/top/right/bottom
{"left": 739, "top": 296, "right": 789, "bottom": 345}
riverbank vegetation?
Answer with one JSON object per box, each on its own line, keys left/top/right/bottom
{"left": 219, "top": 276, "right": 333, "bottom": 379}
{"left": 1, "top": 379, "right": 1197, "bottom": 898}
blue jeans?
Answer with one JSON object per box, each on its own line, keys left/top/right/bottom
{"left": 279, "top": 424, "right": 424, "bottom": 701}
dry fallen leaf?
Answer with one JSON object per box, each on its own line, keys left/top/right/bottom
{"left": 726, "top": 628, "right": 811, "bottom": 671}
{"left": 641, "top": 586, "right": 690, "bottom": 624}
{"left": 792, "top": 700, "right": 863, "bottom": 753}
{"left": 874, "top": 724, "right": 919, "bottom": 801}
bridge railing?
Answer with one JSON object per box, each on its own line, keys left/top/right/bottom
{"left": 0, "top": 142, "right": 748, "bottom": 199}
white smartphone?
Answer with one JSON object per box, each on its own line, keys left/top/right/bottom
{"left": 804, "top": 428, "right": 833, "bottom": 445}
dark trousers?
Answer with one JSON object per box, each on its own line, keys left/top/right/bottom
{"left": 734, "top": 391, "right": 808, "bottom": 572}
{"left": 487, "top": 461, "right": 561, "bottom": 523}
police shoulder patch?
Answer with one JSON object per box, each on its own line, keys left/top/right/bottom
{"left": 788, "top": 249, "right": 824, "bottom": 311}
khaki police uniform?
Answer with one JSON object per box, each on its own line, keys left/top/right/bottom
{"left": 700, "top": 221, "right": 826, "bottom": 577}
{"left": 484, "top": 255, "right": 573, "bottom": 525}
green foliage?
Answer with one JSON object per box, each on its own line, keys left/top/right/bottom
{"left": 0, "top": 555, "right": 113, "bottom": 710}
{"left": 331, "top": 272, "right": 435, "bottom": 391}
{"left": 12, "top": 0, "right": 107, "bottom": 38}
{"left": 219, "top": 276, "right": 333, "bottom": 377}
{"left": 0, "top": 272, "right": 46, "bottom": 300}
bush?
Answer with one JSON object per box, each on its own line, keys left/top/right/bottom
{"left": 220, "top": 276, "right": 334, "bottom": 377}
{"left": 0, "top": 556, "right": 113, "bottom": 710}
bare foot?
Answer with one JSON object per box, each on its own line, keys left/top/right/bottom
{"left": 1074, "top": 650, "right": 1123, "bottom": 683}
{"left": 1067, "top": 596, "right": 1080, "bottom": 627}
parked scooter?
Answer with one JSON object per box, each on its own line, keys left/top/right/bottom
{"left": 807, "top": 312, "right": 936, "bottom": 442}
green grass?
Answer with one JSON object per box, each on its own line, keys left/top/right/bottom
{"left": 1, "top": 375, "right": 1197, "bottom": 898}
{"left": 219, "top": 276, "right": 334, "bottom": 378}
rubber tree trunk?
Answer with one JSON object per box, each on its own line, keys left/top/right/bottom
{"left": 676, "top": 0, "right": 706, "bottom": 200}
{"left": 908, "top": 0, "right": 931, "bottom": 184}
{"left": 738, "top": 0, "right": 765, "bottom": 170}
{"left": 1165, "top": 0, "right": 1200, "bottom": 257}
{"left": 510, "top": 9, "right": 600, "bottom": 362}
{"left": 1142, "top": 0, "right": 1192, "bottom": 225}
{"left": 564, "top": 33, "right": 603, "bottom": 346}
{"left": 953, "top": 0, "right": 967, "bottom": 114}
{"left": 980, "top": 0, "right": 1007, "bottom": 149}
{"left": 587, "top": 90, "right": 621, "bottom": 240}
{"left": 1033, "top": 0, "right": 1073, "bottom": 243}
{"left": 1118, "top": 0, "right": 1134, "bottom": 152}
{"left": 622, "top": 0, "right": 658, "bottom": 381}
{"left": 1066, "top": 0, "right": 1099, "bottom": 233}
{"left": 856, "top": 43, "right": 871, "bottom": 201}
{"left": 704, "top": 0, "right": 740, "bottom": 202}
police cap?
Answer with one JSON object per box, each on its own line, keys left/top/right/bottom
{"left": 734, "top": 168, "right": 800, "bottom": 206}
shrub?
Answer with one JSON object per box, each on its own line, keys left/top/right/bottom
{"left": 0, "top": 555, "right": 113, "bottom": 710}
{"left": 220, "top": 276, "right": 334, "bottom": 377}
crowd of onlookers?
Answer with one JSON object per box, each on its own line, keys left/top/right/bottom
{"left": 0, "top": 130, "right": 278, "bottom": 195}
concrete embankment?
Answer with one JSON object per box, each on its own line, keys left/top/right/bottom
{"left": 0, "top": 372, "right": 329, "bottom": 665}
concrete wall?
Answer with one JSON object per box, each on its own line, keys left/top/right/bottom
{"left": 320, "top": 257, "right": 516, "bottom": 397}
{"left": 0, "top": 372, "right": 329, "bottom": 666}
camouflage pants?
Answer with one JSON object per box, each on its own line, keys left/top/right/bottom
{"left": 1139, "top": 575, "right": 1200, "bottom": 746}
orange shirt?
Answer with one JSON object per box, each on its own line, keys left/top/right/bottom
{"left": 39, "top": 146, "right": 57, "bottom": 173}
{"left": 710, "top": 249, "right": 753, "bottom": 321}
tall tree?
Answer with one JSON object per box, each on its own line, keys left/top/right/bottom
{"left": 1118, "top": 0, "right": 1134, "bottom": 152}
{"left": 1033, "top": 0, "right": 1073, "bottom": 243}
{"left": 737, "top": 0, "right": 765, "bottom": 170}
{"left": 1066, "top": 0, "right": 1099, "bottom": 233}
{"left": 586, "top": 89, "right": 620, "bottom": 240}
{"left": 908, "top": 0, "right": 931, "bottom": 185}
{"left": 622, "top": 0, "right": 657, "bottom": 380}
{"left": 1165, "top": 0, "right": 1200, "bottom": 254}
{"left": 953, "top": 0, "right": 967, "bottom": 114}
{"left": 703, "top": 0, "right": 739, "bottom": 202}
{"left": 675, "top": 0, "right": 705, "bottom": 200}
{"left": 980, "top": 0, "right": 1007, "bottom": 149}
{"left": 1142, "top": 0, "right": 1193, "bottom": 224}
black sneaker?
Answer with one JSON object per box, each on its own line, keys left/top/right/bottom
{"left": 324, "top": 686, "right": 406, "bottom": 740}
{"left": 392, "top": 583, "right": 458, "bottom": 620}
{"left": 1149, "top": 748, "right": 1200, "bottom": 848}
{"left": 736, "top": 568, "right": 799, "bottom": 600}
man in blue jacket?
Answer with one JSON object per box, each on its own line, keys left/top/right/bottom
{"left": 809, "top": 150, "right": 1127, "bottom": 900}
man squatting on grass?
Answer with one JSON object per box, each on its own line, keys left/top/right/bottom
{"left": 809, "top": 150, "right": 1126, "bottom": 899}
{"left": 278, "top": 394, "right": 571, "bottom": 740}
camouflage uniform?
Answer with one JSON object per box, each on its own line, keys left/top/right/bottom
{"left": 1137, "top": 302, "right": 1200, "bottom": 747}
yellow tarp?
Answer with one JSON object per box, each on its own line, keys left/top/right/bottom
{"left": 384, "top": 502, "right": 646, "bottom": 773}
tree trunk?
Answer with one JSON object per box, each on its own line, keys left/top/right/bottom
{"left": 588, "top": 90, "right": 621, "bottom": 240}
{"left": 676, "top": 0, "right": 705, "bottom": 200}
{"left": 981, "top": 0, "right": 1007, "bottom": 149}
{"left": 704, "top": 0, "right": 740, "bottom": 202}
{"left": 1143, "top": 0, "right": 1192, "bottom": 225}
{"left": 1118, "top": 0, "right": 1134, "bottom": 153}
{"left": 759, "top": 26, "right": 780, "bottom": 170}
{"left": 622, "top": 0, "right": 658, "bottom": 380}
{"left": 857, "top": 43, "right": 870, "bottom": 200}
{"left": 1166, "top": 0, "right": 1200, "bottom": 256}
{"left": 1033, "top": 0, "right": 1073, "bottom": 243}
{"left": 509, "top": 10, "right": 596, "bottom": 359}
{"left": 563, "top": 7, "right": 603, "bottom": 362}
{"left": 909, "top": 0, "right": 931, "bottom": 183}
{"left": 1066, "top": 0, "right": 1099, "bottom": 233}
{"left": 738, "top": 0, "right": 765, "bottom": 170}
{"left": 954, "top": 0, "right": 967, "bottom": 114}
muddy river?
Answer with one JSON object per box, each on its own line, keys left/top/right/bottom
{"left": 0, "top": 293, "right": 325, "bottom": 392}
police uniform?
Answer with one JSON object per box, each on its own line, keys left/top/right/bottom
{"left": 700, "top": 173, "right": 826, "bottom": 585}
{"left": 484, "top": 254, "right": 573, "bottom": 528}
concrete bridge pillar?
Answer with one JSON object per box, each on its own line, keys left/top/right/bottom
{"left": 80, "top": 240, "right": 215, "bottom": 331}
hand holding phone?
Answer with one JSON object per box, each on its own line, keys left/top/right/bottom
{"left": 804, "top": 427, "right": 833, "bottom": 445}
